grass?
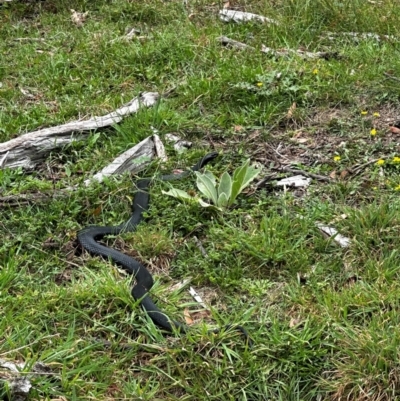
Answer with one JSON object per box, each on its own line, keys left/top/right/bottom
{"left": 2, "top": 0, "right": 400, "bottom": 399}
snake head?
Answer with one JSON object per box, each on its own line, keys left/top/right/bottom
{"left": 196, "top": 152, "right": 219, "bottom": 170}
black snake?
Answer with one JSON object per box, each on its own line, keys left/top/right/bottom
{"left": 78, "top": 153, "right": 251, "bottom": 345}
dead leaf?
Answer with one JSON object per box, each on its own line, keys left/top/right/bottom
{"left": 291, "top": 137, "right": 309, "bottom": 144}
{"left": 330, "top": 214, "right": 348, "bottom": 224}
{"left": 92, "top": 205, "right": 102, "bottom": 216}
{"left": 223, "top": 1, "right": 231, "bottom": 9}
{"left": 291, "top": 130, "right": 309, "bottom": 144}
{"left": 289, "top": 317, "right": 301, "bottom": 328}
{"left": 234, "top": 125, "right": 243, "bottom": 132}
{"left": 47, "top": 398, "right": 68, "bottom": 401}
{"left": 191, "top": 309, "right": 212, "bottom": 322}
{"left": 71, "top": 9, "right": 88, "bottom": 27}
{"left": 389, "top": 126, "right": 400, "bottom": 134}
{"left": 286, "top": 102, "right": 296, "bottom": 119}
{"left": 42, "top": 237, "right": 58, "bottom": 249}
{"left": 330, "top": 170, "right": 337, "bottom": 179}
{"left": 344, "top": 275, "right": 359, "bottom": 287}
{"left": 19, "top": 87, "right": 35, "bottom": 99}
{"left": 183, "top": 308, "right": 193, "bottom": 325}
{"left": 340, "top": 169, "right": 349, "bottom": 179}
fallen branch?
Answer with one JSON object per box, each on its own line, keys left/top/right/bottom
{"left": 272, "top": 166, "right": 332, "bottom": 182}
{"left": 217, "top": 36, "right": 255, "bottom": 51}
{"left": 217, "top": 36, "right": 333, "bottom": 60}
{"left": 261, "top": 45, "right": 336, "bottom": 60}
{"left": 84, "top": 134, "right": 164, "bottom": 186}
{"left": 348, "top": 158, "right": 382, "bottom": 176}
{"left": 322, "top": 31, "right": 396, "bottom": 42}
{"left": 219, "top": 9, "right": 278, "bottom": 25}
{"left": 383, "top": 72, "right": 400, "bottom": 83}
{"left": 193, "top": 236, "right": 209, "bottom": 258}
{"left": 316, "top": 223, "right": 351, "bottom": 248}
{"left": 0, "top": 191, "right": 67, "bottom": 206}
{"left": 0, "top": 134, "right": 192, "bottom": 206}
{"left": 0, "top": 92, "right": 159, "bottom": 170}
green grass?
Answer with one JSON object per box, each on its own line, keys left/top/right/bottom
{"left": 2, "top": 0, "right": 400, "bottom": 400}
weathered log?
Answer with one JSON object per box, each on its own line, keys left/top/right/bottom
{"left": 0, "top": 92, "right": 159, "bottom": 170}
{"left": 217, "top": 36, "right": 255, "bottom": 51}
{"left": 219, "top": 9, "right": 278, "bottom": 25}
{"left": 0, "top": 134, "right": 168, "bottom": 206}
{"left": 83, "top": 134, "right": 165, "bottom": 186}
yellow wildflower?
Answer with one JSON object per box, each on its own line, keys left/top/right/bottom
{"left": 333, "top": 155, "right": 341, "bottom": 162}
{"left": 393, "top": 156, "right": 400, "bottom": 163}
{"left": 370, "top": 128, "right": 377, "bottom": 136}
{"left": 312, "top": 68, "right": 319, "bottom": 74}
{"left": 376, "top": 159, "right": 385, "bottom": 166}
{"left": 361, "top": 111, "right": 368, "bottom": 115}
{"left": 373, "top": 112, "right": 380, "bottom": 117}
{"left": 256, "top": 82, "right": 263, "bottom": 87}
{"left": 395, "top": 185, "right": 400, "bottom": 191}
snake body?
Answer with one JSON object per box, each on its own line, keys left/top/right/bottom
{"left": 78, "top": 153, "right": 251, "bottom": 344}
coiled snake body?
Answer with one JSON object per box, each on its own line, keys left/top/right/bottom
{"left": 78, "top": 153, "right": 251, "bottom": 344}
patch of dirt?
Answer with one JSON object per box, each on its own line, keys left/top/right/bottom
{"left": 207, "top": 105, "right": 400, "bottom": 184}
{"left": 112, "top": 237, "right": 175, "bottom": 277}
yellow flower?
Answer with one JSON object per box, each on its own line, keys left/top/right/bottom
{"left": 395, "top": 185, "right": 400, "bottom": 191}
{"left": 333, "top": 155, "right": 341, "bottom": 162}
{"left": 312, "top": 68, "right": 319, "bottom": 74}
{"left": 373, "top": 112, "right": 380, "bottom": 117}
{"left": 256, "top": 82, "right": 263, "bottom": 87}
{"left": 370, "top": 128, "right": 377, "bottom": 136}
{"left": 376, "top": 159, "right": 385, "bottom": 166}
{"left": 393, "top": 156, "right": 400, "bottom": 163}
{"left": 361, "top": 111, "right": 368, "bottom": 115}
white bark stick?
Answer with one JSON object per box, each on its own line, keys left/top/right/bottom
{"left": 0, "top": 92, "right": 159, "bottom": 169}
{"left": 219, "top": 9, "right": 278, "bottom": 25}
{"left": 84, "top": 134, "right": 164, "bottom": 186}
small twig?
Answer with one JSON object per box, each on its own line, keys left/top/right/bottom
{"left": 161, "top": 85, "right": 178, "bottom": 98}
{"left": 28, "top": 244, "right": 82, "bottom": 269}
{"left": 0, "top": 190, "right": 67, "bottom": 204}
{"left": 255, "top": 174, "right": 279, "bottom": 187}
{"left": 13, "top": 37, "right": 46, "bottom": 42}
{"left": 217, "top": 36, "right": 255, "bottom": 51}
{"left": 266, "top": 142, "right": 290, "bottom": 162}
{"left": 88, "top": 338, "right": 136, "bottom": 350}
{"left": 188, "top": 287, "right": 208, "bottom": 310}
{"left": 272, "top": 166, "right": 331, "bottom": 182}
{"left": 383, "top": 72, "right": 400, "bottom": 83}
{"left": 263, "top": 142, "right": 282, "bottom": 167}
{"left": 348, "top": 158, "right": 382, "bottom": 176}
{"left": 193, "top": 236, "right": 208, "bottom": 258}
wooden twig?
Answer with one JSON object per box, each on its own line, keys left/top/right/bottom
{"left": 217, "top": 36, "right": 255, "bottom": 51}
{"left": 193, "top": 236, "right": 208, "bottom": 258}
{"left": 348, "top": 158, "right": 383, "bottom": 176}
{"left": 219, "top": 9, "right": 278, "bottom": 25}
{"left": 261, "top": 45, "right": 336, "bottom": 60}
{"left": 383, "top": 72, "right": 400, "bottom": 83}
{"left": 272, "top": 166, "right": 331, "bottom": 182}
{"left": 262, "top": 142, "right": 283, "bottom": 167}
{"left": 0, "top": 133, "right": 167, "bottom": 205}
{"left": 0, "top": 190, "right": 68, "bottom": 206}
